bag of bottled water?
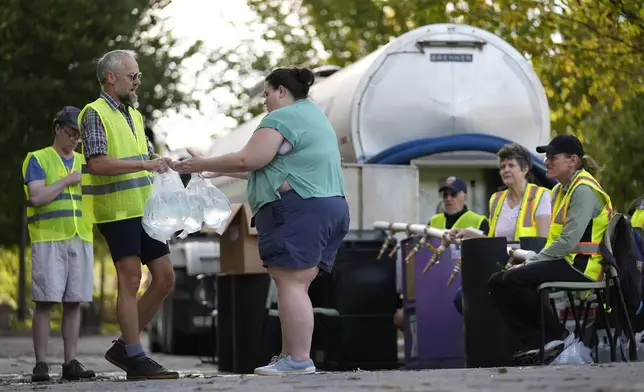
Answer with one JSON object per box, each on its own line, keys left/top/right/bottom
{"left": 143, "top": 170, "right": 192, "bottom": 243}
{"left": 176, "top": 174, "right": 232, "bottom": 239}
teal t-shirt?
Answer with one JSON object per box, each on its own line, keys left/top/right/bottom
{"left": 247, "top": 99, "right": 346, "bottom": 216}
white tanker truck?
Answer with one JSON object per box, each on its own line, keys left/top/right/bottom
{"left": 207, "top": 23, "right": 552, "bottom": 226}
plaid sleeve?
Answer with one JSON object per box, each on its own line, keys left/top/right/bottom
{"left": 146, "top": 136, "right": 155, "bottom": 158}
{"left": 80, "top": 107, "right": 108, "bottom": 159}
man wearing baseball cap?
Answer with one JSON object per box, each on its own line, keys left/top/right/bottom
{"left": 393, "top": 176, "right": 488, "bottom": 328}
{"left": 430, "top": 176, "right": 489, "bottom": 236}
{"left": 489, "top": 134, "right": 613, "bottom": 365}
{"left": 21, "top": 106, "right": 96, "bottom": 382}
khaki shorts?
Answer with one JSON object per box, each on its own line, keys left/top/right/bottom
{"left": 31, "top": 236, "right": 94, "bottom": 303}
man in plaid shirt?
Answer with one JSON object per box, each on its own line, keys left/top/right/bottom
{"left": 79, "top": 49, "right": 178, "bottom": 381}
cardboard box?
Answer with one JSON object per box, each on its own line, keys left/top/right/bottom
{"left": 217, "top": 203, "right": 266, "bottom": 275}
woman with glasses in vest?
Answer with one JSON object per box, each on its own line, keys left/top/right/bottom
{"left": 447, "top": 143, "right": 552, "bottom": 314}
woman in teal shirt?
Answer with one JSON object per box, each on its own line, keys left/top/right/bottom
{"left": 176, "top": 67, "right": 350, "bottom": 376}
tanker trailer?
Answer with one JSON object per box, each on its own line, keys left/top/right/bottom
{"left": 207, "top": 23, "right": 552, "bottom": 226}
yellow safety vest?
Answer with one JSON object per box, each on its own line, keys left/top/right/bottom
{"left": 546, "top": 169, "right": 613, "bottom": 281}
{"left": 22, "top": 147, "right": 93, "bottom": 243}
{"left": 430, "top": 210, "right": 487, "bottom": 230}
{"left": 488, "top": 183, "right": 550, "bottom": 240}
{"left": 632, "top": 209, "right": 644, "bottom": 229}
{"left": 79, "top": 98, "right": 153, "bottom": 224}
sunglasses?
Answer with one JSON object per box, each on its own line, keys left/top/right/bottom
{"left": 442, "top": 191, "right": 460, "bottom": 198}
{"left": 113, "top": 71, "right": 142, "bottom": 82}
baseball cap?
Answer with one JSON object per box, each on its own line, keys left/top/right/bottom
{"left": 53, "top": 106, "right": 81, "bottom": 131}
{"left": 536, "top": 134, "right": 584, "bottom": 156}
{"left": 439, "top": 176, "right": 467, "bottom": 193}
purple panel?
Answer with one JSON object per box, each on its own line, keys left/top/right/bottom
{"left": 401, "top": 237, "right": 464, "bottom": 369}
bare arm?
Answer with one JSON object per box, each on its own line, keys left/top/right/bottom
{"left": 87, "top": 155, "right": 146, "bottom": 176}
{"left": 175, "top": 129, "right": 284, "bottom": 174}
{"left": 227, "top": 172, "right": 249, "bottom": 179}
{"left": 535, "top": 191, "right": 552, "bottom": 238}
{"left": 202, "top": 172, "right": 249, "bottom": 180}
{"left": 535, "top": 215, "right": 551, "bottom": 238}
{"left": 27, "top": 177, "right": 75, "bottom": 206}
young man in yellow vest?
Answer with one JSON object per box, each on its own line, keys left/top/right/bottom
{"left": 79, "top": 49, "right": 178, "bottom": 381}
{"left": 22, "top": 107, "right": 96, "bottom": 382}
{"left": 488, "top": 134, "right": 612, "bottom": 365}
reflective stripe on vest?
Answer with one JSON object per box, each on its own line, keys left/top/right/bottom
{"left": 27, "top": 193, "right": 82, "bottom": 206}
{"left": 520, "top": 185, "right": 539, "bottom": 228}
{"left": 27, "top": 209, "right": 82, "bottom": 224}
{"left": 82, "top": 175, "right": 152, "bottom": 195}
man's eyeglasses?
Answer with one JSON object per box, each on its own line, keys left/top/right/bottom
{"left": 113, "top": 71, "right": 142, "bottom": 82}
{"left": 442, "top": 191, "right": 459, "bottom": 199}
{"left": 62, "top": 126, "right": 80, "bottom": 141}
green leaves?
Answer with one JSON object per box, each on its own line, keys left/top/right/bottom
{"left": 0, "top": 0, "right": 204, "bottom": 245}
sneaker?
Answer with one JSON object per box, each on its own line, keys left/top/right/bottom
{"left": 513, "top": 342, "right": 566, "bottom": 366}
{"left": 125, "top": 356, "right": 180, "bottom": 381}
{"left": 105, "top": 340, "right": 128, "bottom": 371}
{"left": 31, "top": 362, "right": 50, "bottom": 382}
{"left": 254, "top": 354, "right": 316, "bottom": 376}
{"left": 62, "top": 359, "right": 96, "bottom": 381}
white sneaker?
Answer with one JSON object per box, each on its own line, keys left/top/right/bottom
{"left": 254, "top": 354, "right": 316, "bottom": 376}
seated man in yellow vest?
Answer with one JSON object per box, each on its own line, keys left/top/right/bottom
{"left": 488, "top": 134, "right": 612, "bottom": 365}
{"left": 630, "top": 199, "right": 644, "bottom": 229}
{"left": 393, "top": 176, "right": 488, "bottom": 328}
{"left": 22, "top": 107, "right": 96, "bottom": 382}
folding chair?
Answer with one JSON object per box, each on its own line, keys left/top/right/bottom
{"left": 537, "top": 213, "right": 637, "bottom": 365}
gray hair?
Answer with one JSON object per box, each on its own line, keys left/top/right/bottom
{"left": 96, "top": 49, "right": 137, "bottom": 85}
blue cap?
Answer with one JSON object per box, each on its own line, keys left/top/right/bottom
{"left": 439, "top": 176, "right": 467, "bottom": 193}
{"left": 53, "top": 106, "right": 81, "bottom": 131}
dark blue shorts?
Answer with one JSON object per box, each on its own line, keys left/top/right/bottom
{"left": 254, "top": 190, "right": 350, "bottom": 273}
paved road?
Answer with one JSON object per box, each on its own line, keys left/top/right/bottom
{"left": 2, "top": 333, "right": 644, "bottom": 391}
{"left": 0, "top": 333, "right": 218, "bottom": 380}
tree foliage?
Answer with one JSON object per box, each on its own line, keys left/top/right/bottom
{"left": 0, "top": 0, "right": 204, "bottom": 245}
{"left": 224, "top": 0, "right": 643, "bottom": 209}
{"left": 583, "top": 94, "right": 644, "bottom": 210}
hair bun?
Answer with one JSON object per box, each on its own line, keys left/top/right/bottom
{"left": 292, "top": 67, "right": 315, "bottom": 87}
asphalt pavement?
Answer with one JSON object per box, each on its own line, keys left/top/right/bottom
{"left": 2, "top": 333, "right": 644, "bottom": 391}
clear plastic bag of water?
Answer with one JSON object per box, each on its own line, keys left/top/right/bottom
{"left": 550, "top": 338, "right": 594, "bottom": 365}
{"left": 176, "top": 174, "right": 232, "bottom": 239}
{"left": 142, "top": 170, "right": 192, "bottom": 243}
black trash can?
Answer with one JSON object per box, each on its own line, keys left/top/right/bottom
{"left": 216, "top": 273, "right": 281, "bottom": 374}
{"left": 461, "top": 237, "right": 517, "bottom": 368}
{"left": 155, "top": 268, "right": 217, "bottom": 356}
{"left": 310, "top": 230, "right": 399, "bottom": 371}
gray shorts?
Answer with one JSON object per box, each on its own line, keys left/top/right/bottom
{"left": 31, "top": 236, "right": 94, "bottom": 303}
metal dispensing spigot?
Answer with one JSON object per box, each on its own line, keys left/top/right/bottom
{"left": 404, "top": 224, "right": 430, "bottom": 264}
{"left": 446, "top": 257, "right": 462, "bottom": 287}
{"left": 376, "top": 224, "right": 395, "bottom": 260}
{"left": 387, "top": 224, "right": 412, "bottom": 259}
{"left": 423, "top": 233, "right": 450, "bottom": 274}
